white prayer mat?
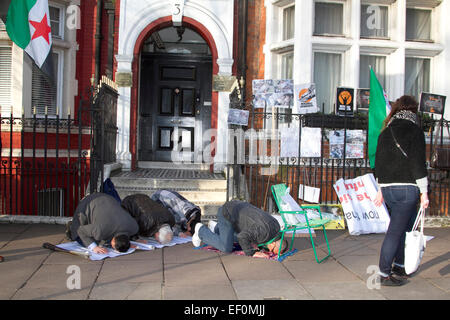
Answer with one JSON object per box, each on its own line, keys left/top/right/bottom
{"left": 56, "top": 236, "right": 192, "bottom": 261}
{"left": 137, "top": 236, "right": 193, "bottom": 248}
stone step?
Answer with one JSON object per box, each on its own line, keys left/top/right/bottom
{"left": 115, "top": 187, "right": 227, "bottom": 204}
{"left": 138, "top": 161, "right": 211, "bottom": 171}
{"left": 110, "top": 176, "right": 227, "bottom": 191}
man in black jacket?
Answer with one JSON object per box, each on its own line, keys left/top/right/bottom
{"left": 192, "top": 200, "right": 288, "bottom": 258}
{"left": 121, "top": 194, "right": 175, "bottom": 244}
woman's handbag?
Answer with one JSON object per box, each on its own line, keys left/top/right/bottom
{"left": 430, "top": 121, "right": 450, "bottom": 170}
{"left": 404, "top": 207, "right": 426, "bottom": 275}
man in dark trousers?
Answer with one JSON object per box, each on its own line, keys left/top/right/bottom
{"left": 121, "top": 194, "right": 175, "bottom": 244}
{"left": 67, "top": 193, "right": 139, "bottom": 254}
{"left": 192, "top": 200, "right": 288, "bottom": 258}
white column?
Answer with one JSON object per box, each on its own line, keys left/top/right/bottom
{"left": 115, "top": 54, "right": 134, "bottom": 170}
{"left": 214, "top": 58, "right": 234, "bottom": 173}
{"left": 345, "top": 0, "right": 360, "bottom": 89}
{"left": 387, "top": 0, "right": 406, "bottom": 100}
{"left": 294, "top": 0, "right": 313, "bottom": 84}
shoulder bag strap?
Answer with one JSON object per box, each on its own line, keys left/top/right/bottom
{"left": 389, "top": 126, "right": 408, "bottom": 158}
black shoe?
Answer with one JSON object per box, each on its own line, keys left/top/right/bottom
{"left": 392, "top": 265, "right": 409, "bottom": 278}
{"left": 380, "top": 274, "right": 407, "bottom": 287}
{"left": 65, "top": 221, "right": 73, "bottom": 240}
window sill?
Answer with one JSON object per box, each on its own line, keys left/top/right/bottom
{"left": 313, "top": 33, "right": 346, "bottom": 38}
{"left": 360, "top": 36, "right": 390, "bottom": 41}
{"left": 406, "top": 39, "right": 434, "bottom": 44}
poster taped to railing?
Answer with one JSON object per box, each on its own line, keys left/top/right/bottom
{"left": 333, "top": 173, "right": 390, "bottom": 235}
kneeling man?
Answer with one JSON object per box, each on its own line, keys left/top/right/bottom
{"left": 67, "top": 193, "right": 139, "bottom": 254}
{"left": 192, "top": 200, "right": 288, "bottom": 258}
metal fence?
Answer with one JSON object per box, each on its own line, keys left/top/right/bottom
{"left": 0, "top": 77, "right": 118, "bottom": 217}
{"left": 227, "top": 106, "right": 450, "bottom": 217}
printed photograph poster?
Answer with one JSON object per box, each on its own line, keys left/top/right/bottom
{"left": 357, "top": 88, "right": 370, "bottom": 112}
{"left": 328, "top": 129, "right": 365, "bottom": 159}
{"left": 227, "top": 109, "right": 249, "bottom": 126}
{"left": 280, "top": 127, "right": 321, "bottom": 158}
{"left": 336, "top": 87, "right": 355, "bottom": 117}
{"left": 294, "top": 83, "right": 319, "bottom": 114}
{"left": 419, "top": 92, "right": 446, "bottom": 115}
{"left": 252, "top": 79, "right": 294, "bottom": 109}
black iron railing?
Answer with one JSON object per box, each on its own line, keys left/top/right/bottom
{"left": 227, "top": 106, "right": 450, "bottom": 217}
{"left": 0, "top": 77, "right": 119, "bottom": 216}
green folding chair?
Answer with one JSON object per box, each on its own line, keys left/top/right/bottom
{"left": 271, "top": 183, "right": 331, "bottom": 263}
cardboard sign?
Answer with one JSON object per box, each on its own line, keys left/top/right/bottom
{"left": 336, "top": 87, "right": 355, "bottom": 117}
{"left": 419, "top": 92, "right": 446, "bottom": 115}
{"left": 356, "top": 88, "right": 370, "bottom": 112}
{"left": 294, "top": 83, "right": 319, "bottom": 114}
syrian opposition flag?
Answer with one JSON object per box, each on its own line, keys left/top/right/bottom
{"left": 4, "top": 0, "right": 55, "bottom": 83}
{"left": 368, "top": 67, "right": 392, "bottom": 169}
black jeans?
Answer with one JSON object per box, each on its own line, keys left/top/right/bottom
{"left": 379, "top": 185, "right": 419, "bottom": 275}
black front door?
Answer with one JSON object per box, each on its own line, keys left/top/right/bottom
{"left": 139, "top": 53, "right": 212, "bottom": 162}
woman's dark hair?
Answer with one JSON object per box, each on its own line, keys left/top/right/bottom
{"left": 113, "top": 234, "right": 131, "bottom": 252}
{"left": 383, "top": 95, "right": 419, "bottom": 128}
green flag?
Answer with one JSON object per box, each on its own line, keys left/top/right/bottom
{"left": 368, "top": 67, "right": 391, "bottom": 169}
{"left": 5, "top": 0, "right": 54, "bottom": 82}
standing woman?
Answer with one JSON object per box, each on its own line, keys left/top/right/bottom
{"left": 373, "top": 95, "right": 429, "bottom": 286}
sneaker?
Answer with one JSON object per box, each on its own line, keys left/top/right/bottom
{"left": 380, "top": 274, "right": 407, "bottom": 287}
{"left": 191, "top": 223, "right": 203, "bottom": 247}
{"left": 208, "top": 220, "right": 217, "bottom": 233}
{"left": 392, "top": 265, "right": 409, "bottom": 278}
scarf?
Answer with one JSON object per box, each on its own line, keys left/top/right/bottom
{"left": 387, "top": 110, "right": 417, "bottom": 127}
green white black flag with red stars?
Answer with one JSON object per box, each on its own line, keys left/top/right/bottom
{"left": 3, "top": 0, "right": 55, "bottom": 83}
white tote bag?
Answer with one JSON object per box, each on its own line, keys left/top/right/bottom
{"left": 404, "top": 207, "right": 426, "bottom": 275}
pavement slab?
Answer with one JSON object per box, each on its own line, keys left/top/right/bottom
{"left": 231, "top": 279, "right": 312, "bottom": 300}
{"left": 0, "top": 223, "right": 448, "bottom": 301}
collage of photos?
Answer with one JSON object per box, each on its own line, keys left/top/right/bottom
{"left": 328, "top": 129, "right": 366, "bottom": 159}
{"left": 252, "top": 79, "right": 294, "bottom": 109}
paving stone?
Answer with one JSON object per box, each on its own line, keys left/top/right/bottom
{"left": 11, "top": 287, "right": 91, "bottom": 300}
{"left": 378, "top": 277, "right": 449, "bottom": 300}
{"left": 283, "top": 258, "right": 361, "bottom": 283}
{"left": 302, "top": 281, "right": 386, "bottom": 300}
{"left": 90, "top": 282, "right": 162, "bottom": 300}
{"left": 414, "top": 251, "right": 450, "bottom": 279}
{"left": 336, "top": 254, "right": 380, "bottom": 281}
{"left": 232, "top": 279, "right": 312, "bottom": 300}
{"left": 164, "top": 259, "right": 230, "bottom": 286}
{"left": 220, "top": 254, "right": 294, "bottom": 281}
{"left": 164, "top": 243, "right": 220, "bottom": 264}
{"left": 0, "top": 258, "right": 48, "bottom": 291}
{"left": 17, "top": 263, "right": 100, "bottom": 292}
{"left": 163, "top": 284, "right": 237, "bottom": 300}
{"left": 96, "top": 259, "right": 163, "bottom": 284}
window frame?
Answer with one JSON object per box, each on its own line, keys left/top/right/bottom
{"left": 313, "top": 1, "right": 345, "bottom": 37}
{"left": 32, "top": 48, "right": 64, "bottom": 118}
{"left": 282, "top": 4, "right": 295, "bottom": 41}
{"left": 404, "top": 56, "right": 431, "bottom": 100}
{"left": 360, "top": 3, "right": 390, "bottom": 40}
{"left": 405, "top": 7, "right": 433, "bottom": 42}
{"left": 312, "top": 50, "right": 343, "bottom": 114}
{"left": 359, "top": 54, "right": 387, "bottom": 89}
{"left": 0, "top": 45, "right": 12, "bottom": 116}
{"left": 48, "top": 2, "right": 65, "bottom": 40}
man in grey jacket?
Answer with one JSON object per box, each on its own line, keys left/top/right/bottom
{"left": 67, "top": 193, "right": 139, "bottom": 254}
{"left": 192, "top": 200, "right": 288, "bottom": 258}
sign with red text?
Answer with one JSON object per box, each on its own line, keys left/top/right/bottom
{"left": 333, "top": 173, "right": 390, "bottom": 235}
